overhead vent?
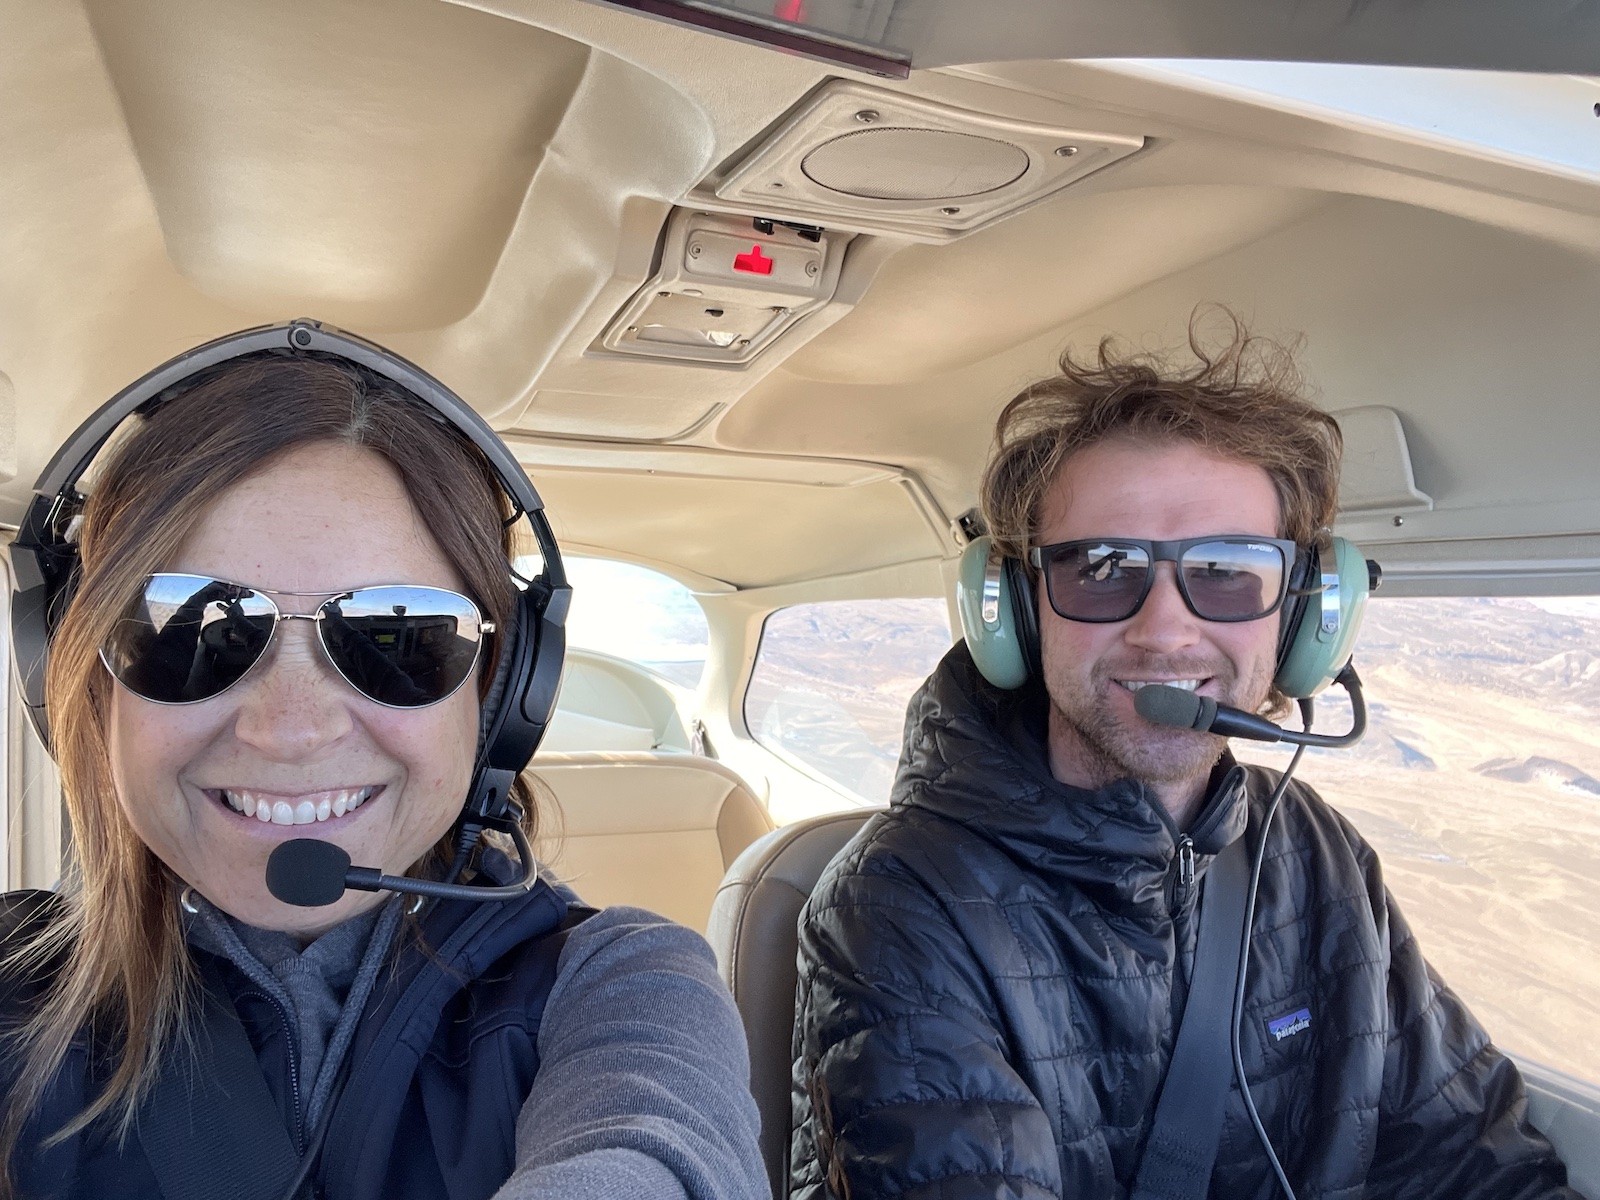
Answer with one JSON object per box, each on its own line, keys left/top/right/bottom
{"left": 707, "top": 81, "right": 1145, "bottom": 242}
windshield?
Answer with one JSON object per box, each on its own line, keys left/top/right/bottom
{"left": 588, "top": 0, "right": 1600, "bottom": 74}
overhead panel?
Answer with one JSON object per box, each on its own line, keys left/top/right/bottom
{"left": 705, "top": 80, "right": 1145, "bottom": 242}
{"left": 595, "top": 209, "right": 852, "bottom": 366}
{"left": 508, "top": 438, "right": 953, "bottom": 588}
{"left": 530, "top": 469, "right": 950, "bottom": 589}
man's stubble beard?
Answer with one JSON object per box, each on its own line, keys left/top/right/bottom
{"left": 1044, "top": 653, "right": 1274, "bottom": 791}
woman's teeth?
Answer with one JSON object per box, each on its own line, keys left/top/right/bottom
{"left": 220, "top": 787, "right": 375, "bottom": 825}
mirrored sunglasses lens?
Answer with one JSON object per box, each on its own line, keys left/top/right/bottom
{"left": 1046, "top": 542, "right": 1151, "bottom": 620}
{"left": 320, "top": 586, "right": 484, "bottom": 707}
{"left": 1180, "top": 540, "right": 1285, "bottom": 619}
{"left": 103, "top": 575, "right": 276, "bottom": 702}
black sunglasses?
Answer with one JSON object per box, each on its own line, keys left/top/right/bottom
{"left": 101, "top": 573, "right": 494, "bottom": 708}
{"left": 1027, "top": 536, "right": 1300, "bottom": 624}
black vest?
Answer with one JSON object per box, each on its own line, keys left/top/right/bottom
{"left": 4, "top": 880, "right": 582, "bottom": 1200}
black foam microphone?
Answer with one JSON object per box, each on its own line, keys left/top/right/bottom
{"left": 1134, "top": 669, "right": 1366, "bottom": 749}
{"left": 265, "top": 839, "right": 355, "bottom": 907}
{"left": 265, "top": 819, "right": 538, "bottom": 907}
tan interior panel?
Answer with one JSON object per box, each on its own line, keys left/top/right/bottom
{"left": 1054, "top": 197, "right": 1600, "bottom": 547}
{"left": 529, "top": 470, "right": 949, "bottom": 588}
{"left": 85, "top": 0, "right": 591, "bottom": 329}
{"left": 511, "top": 437, "right": 901, "bottom": 486}
{"left": 516, "top": 390, "right": 723, "bottom": 442}
{"left": 778, "top": 184, "right": 1323, "bottom": 385}
{"left": 715, "top": 194, "right": 1600, "bottom": 558}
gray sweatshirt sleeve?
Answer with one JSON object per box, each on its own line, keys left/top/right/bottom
{"left": 490, "top": 906, "right": 769, "bottom": 1200}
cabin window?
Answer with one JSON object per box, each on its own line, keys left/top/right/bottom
{"left": 744, "top": 598, "right": 952, "bottom": 804}
{"left": 558, "top": 557, "right": 709, "bottom": 688}
{"left": 1235, "top": 595, "right": 1600, "bottom": 1085}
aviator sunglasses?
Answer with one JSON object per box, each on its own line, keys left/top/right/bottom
{"left": 1028, "top": 535, "right": 1301, "bottom": 624}
{"left": 100, "top": 573, "right": 494, "bottom": 708}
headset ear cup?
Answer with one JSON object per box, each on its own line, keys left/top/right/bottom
{"left": 519, "top": 588, "right": 566, "bottom": 742}
{"left": 8, "top": 493, "right": 88, "bottom": 753}
{"left": 466, "top": 582, "right": 566, "bottom": 822}
{"left": 1005, "top": 556, "right": 1041, "bottom": 683}
{"left": 1275, "top": 536, "right": 1371, "bottom": 699}
{"left": 955, "top": 536, "right": 1030, "bottom": 689}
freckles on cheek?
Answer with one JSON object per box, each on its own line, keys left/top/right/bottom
{"left": 109, "top": 692, "right": 206, "bottom": 801}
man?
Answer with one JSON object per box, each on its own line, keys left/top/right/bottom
{"left": 790, "top": 317, "right": 1580, "bottom": 1200}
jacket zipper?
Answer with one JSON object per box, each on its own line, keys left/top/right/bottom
{"left": 238, "top": 987, "right": 306, "bottom": 1152}
{"left": 1168, "top": 834, "right": 1200, "bottom": 1023}
{"left": 1175, "top": 835, "right": 1196, "bottom": 905}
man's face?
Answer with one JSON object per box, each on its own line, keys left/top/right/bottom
{"left": 1034, "top": 437, "right": 1284, "bottom": 793}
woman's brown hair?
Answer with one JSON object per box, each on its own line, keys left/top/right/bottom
{"left": 0, "top": 352, "right": 540, "bottom": 1186}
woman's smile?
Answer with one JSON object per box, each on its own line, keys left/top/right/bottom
{"left": 206, "top": 784, "right": 382, "bottom": 825}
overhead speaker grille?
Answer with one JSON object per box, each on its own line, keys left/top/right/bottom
{"left": 800, "top": 128, "right": 1030, "bottom": 201}
{"left": 707, "top": 81, "right": 1146, "bottom": 243}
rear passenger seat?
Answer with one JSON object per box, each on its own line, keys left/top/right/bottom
{"left": 530, "top": 751, "right": 774, "bottom": 932}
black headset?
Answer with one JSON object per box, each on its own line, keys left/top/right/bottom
{"left": 7, "top": 319, "right": 570, "bottom": 834}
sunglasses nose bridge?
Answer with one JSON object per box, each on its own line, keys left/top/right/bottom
{"left": 266, "top": 609, "right": 341, "bottom": 678}
{"left": 1135, "top": 561, "right": 1201, "bottom": 621}
{"left": 1151, "top": 558, "right": 1207, "bottom": 619}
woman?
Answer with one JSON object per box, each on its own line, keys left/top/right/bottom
{"left": 0, "top": 323, "right": 767, "bottom": 1200}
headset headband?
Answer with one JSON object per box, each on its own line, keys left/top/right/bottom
{"left": 28, "top": 320, "right": 566, "bottom": 592}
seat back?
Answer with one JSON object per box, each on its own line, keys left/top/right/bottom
{"left": 706, "top": 810, "right": 877, "bottom": 1200}
{"left": 531, "top": 751, "right": 774, "bottom": 932}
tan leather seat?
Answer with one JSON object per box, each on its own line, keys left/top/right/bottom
{"left": 706, "top": 810, "right": 878, "bottom": 1200}
{"left": 530, "top": 751, "right": 774, "bottom": 933}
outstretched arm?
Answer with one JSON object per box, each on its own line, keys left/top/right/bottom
{"left": 494, "top": 907, "right": 768, "bottom": 1200}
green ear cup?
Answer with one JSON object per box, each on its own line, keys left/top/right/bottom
{"left": 956, "top": 536, "right": 1030, "bottom": 690}
{"left": 1274, "top": 536, "right": 1370, "bottom": 699}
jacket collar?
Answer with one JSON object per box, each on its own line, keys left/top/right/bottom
{"left": 894, "top": 642, "right": 1249, "bottom": 908}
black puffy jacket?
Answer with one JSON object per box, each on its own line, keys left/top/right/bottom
{"left": 791, "top": 643, "right": 1579, "bottom": 1200}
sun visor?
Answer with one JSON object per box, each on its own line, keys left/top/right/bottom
{"left": 1334, "top": 405, "right": 1433, "bottom": 518}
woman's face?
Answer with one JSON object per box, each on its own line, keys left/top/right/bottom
{"left": 108, "top": 442, "right": 483, "bottom": 936}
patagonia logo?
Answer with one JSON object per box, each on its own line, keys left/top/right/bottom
{"left": 1267, "top": 1007, "right": 1312, "bottom": 1042}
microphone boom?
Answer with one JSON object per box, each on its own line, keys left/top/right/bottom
{"left": 264, "top": 816, "right": 541, "bottom": 907}
{"left": 1134, "top": 666, "right": 1367, "bottom": 750}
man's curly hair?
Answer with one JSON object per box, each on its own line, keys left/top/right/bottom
{"left": 980, "top": 306, "right": 1342, "bottom": 566}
